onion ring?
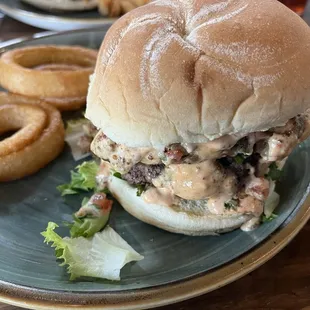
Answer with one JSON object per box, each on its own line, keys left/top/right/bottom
{"left": 0, "top": 93, "right": 65, "bottom": 182}
{"left": 0, "top": 103, "right": 47, "bottom": 156}
{"left": 34, "top": 63, "right": 86, "bottom": 71}
{"left": 42, "top": 96, "right": 87, "bottom": 112}
{"left": 98, "top": 0, "right": 149, "bottom": 16}
{"left": 0, "top": 45, "right": 97, "bottom": 99}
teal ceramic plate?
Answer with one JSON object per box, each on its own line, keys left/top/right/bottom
{"left": 0, "top": 28, "right": 310, "bottom": 310}
{"left": 0, "top": 0, "right": 116, "bottom": 31}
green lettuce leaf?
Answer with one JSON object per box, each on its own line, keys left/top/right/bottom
{"left": 68, "top": 214, "right": 109, "bottom": 238}
{"left": 261, "top": 213, "right": 278, "bottom": 223}
{"left": 57, "top": 161, "right": 99, "bottom": 196}
{"left": 264, "top": 191, "right": 280, "bottom": 219}
{"left": 41, "top": 222, "right": 144, "bottom": 281}
{"left": 68, "top": 196, "right": 112, "bottom": 238}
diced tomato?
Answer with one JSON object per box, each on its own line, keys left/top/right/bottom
{"left": 245, "top": 177, "right": 270, "bottom": 201}
{"left": 165, "top": 148, "right": 184, "bottom": 162}
{"left": 90, "top": 193, "right": 113, "bottom": 212}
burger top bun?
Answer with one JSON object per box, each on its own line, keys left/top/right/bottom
{"left": 86, "top": 0, "right": 310, "bottom": 148}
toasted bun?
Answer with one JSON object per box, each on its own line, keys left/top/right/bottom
{"left": 21, "top": 0, "right": 97, "bottom": 11}
{"left": 86, "top": 0, "right": 310, "bottom": 148}
{"left": 108, "top": 176, "right": 252, "bottom": 236}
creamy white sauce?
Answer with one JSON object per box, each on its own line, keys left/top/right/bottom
{"left": 206, "top": 193, "right": 233, "bottom": 215}
{"left": 90, "top": 122, "right": 300, "bottom": 213}
{"left": 153, "top": 160, "right": 237, "bottom": 200}
{"left": 182, "top": 134, "right": 243, "bottom": 160}
{"left": 76, "top": 204, "right": 102, "bottom": 218}
{"left": 263, "top": 133, "right": 298, "bottom": 161}
{"left": 207, "top": 194, "right": 264, "bottom": 217}
{"left": 142, "top": 187, "right": 175, "bottom": 207}
{"left": 245, "top": 175, "right": 270, "bottom": 201}
{"left": 238, "top": 196, "right": 264, "bottom": 217}
{"left": 96, "top": 161, "right": 111, "bottom": 189}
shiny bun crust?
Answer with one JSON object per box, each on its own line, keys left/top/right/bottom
{"left": 108, "top": 176, "right": 252, "bottom": 235}
{"left": 86, "top": 0, "right": 310, "bottom": 148}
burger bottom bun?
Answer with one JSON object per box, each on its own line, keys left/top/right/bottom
{"left": 108, "top": 176, "right": 252, "bottom": 236}
{"left": 21, "top": 0, "right": 98, "bottom": 12}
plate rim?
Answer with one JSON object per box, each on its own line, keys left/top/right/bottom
{"left": 0, "top": 1, "right": 117, "bottom": 24}
{"left": 0, "top": 29, "right": 309, "bottom": 310}
{"left": 1, "top": 191, "right": 309, "bottom": 310}
{"left": 0, "top": 28, "right": 107, "bottom": 51}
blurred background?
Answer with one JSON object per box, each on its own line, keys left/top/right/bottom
{"left": 0, "top": 0, "right": 309, "bottom": 39}
{"left": 279, "top": 0, "right": 308, "bottom": 15}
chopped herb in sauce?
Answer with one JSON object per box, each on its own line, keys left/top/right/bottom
{"left": 265, "top": 162, "right": 282, "bottom": 181}
{"left": 113, "top": 172, "right": 122, "bottom": 179}
{"left": 234, "top": 154, "right": 246, "bottom": 164}
{"left": 261, "top": 213, "right": 278, "bottom": 223}
{"left": 224, "top": 199, "right": 239, "bottom": 211}
{"left": 136, "top": 184, "right": 146, "bottom": 197}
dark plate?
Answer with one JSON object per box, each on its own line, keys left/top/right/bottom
{"left": 0, "top": 28, "right": 310, "bottom": 310}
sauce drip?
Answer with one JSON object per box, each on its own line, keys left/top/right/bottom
{"left": 153, "top": 160, "right": 237, "bottom": 200}
{"left": 143, "top": 187, "right": 175, "bottom": 207}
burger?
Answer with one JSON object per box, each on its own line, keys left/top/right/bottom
{"left": 21, "top": 0, "right": 149, "bottom": 15}
{"left": 85, "top": 0, "right": 310, "bottom": 236}
{"left": 97, "top": 0, "right": 150, "bottom": 17}
{"left": 21, "top": 0, "right": 98, "bottom": 12}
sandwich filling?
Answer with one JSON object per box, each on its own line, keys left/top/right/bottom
{"left": 90, "top": 113, "right": 310, "bottom": 220}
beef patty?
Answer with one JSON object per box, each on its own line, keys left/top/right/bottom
{"left": 122, "top": 163, "right": 164, "bottom": 185}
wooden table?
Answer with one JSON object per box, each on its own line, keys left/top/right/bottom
{"left": 1, "top": 8, "right": 310, "bottom": 310}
